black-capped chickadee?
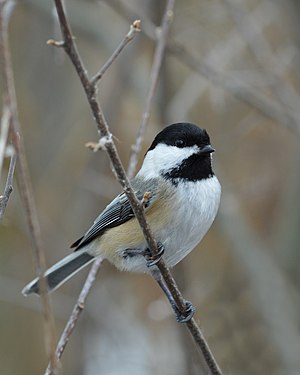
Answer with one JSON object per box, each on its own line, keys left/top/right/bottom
{"left": 22, "top": 122, "right": 221, "bottom": 319}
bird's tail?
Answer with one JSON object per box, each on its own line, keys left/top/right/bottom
{"left": 22, "top": 249, "right": 95, "bottom": 296}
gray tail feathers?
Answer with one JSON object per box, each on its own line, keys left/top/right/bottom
{"left": 22, "top": 250, "right": 95, "bottom": 296}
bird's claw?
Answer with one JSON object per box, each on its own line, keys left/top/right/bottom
{"left": 145, "top": 242, "right": 165, "bottom": 267}
{"left": 175, "top": 300, "right": 195, "bottom": 323}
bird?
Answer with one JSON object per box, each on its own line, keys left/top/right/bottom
{"left": 22, "top": 122, "right": 221, "bottom": 321}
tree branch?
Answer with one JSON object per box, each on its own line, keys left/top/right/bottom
{"left": 0, "top": 0, "right": 57, "bottom": 370}
{"left": 90, "top": 19, "right": 141, "bottom": 86}
{"left": 49, "top": 1, "right": 222, "bottom": 374}
{"left": 44, "top": 257, "right": 103, "bottom": 375}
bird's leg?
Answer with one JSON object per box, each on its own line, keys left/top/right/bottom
{"left": 150, "top": 268, "right": 195, "bottom": 323}
{"left": 122, "top": 248, "right": 145, "bottom": 258}
{"left": 122, "top": 242, "right": 164, "bottom": 267}
{"left": 122, "top": 242, "right": 165, "bottom": 267}
{"left": 144, "top": 242, "right": 165, "bottom": 267}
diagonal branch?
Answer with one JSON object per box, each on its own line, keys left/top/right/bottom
{"left": 45, "top": 7, "right": 143, "bottom": 374}
{"left": 49, "top": 1, "right": 222, "bottom": 374}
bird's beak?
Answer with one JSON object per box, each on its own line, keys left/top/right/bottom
{"left": 199, "top": 144, "right": 215, "bottom": 154}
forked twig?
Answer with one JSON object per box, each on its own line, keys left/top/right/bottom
{"left": 45, "top": 5, "right": 144, "bottom": 375}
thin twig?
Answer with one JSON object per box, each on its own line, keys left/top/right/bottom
{"left": 44, "top": 257, "right": 103, "bottom": 375}
{"left": 51, "top": 2, "right": 222, "bottom": 374}
{"left": 0, "top": 151, "right": 16, "bottom": 220}
{"left": 90, "top": 19, "right": 141, "bottom": 86}
{"left": 127, "top": 0, "right": 174, "bottom": 179}
{"left": 0, "top": 0, "right": 57, "bottom": 370}
{"left": 0, "top": 104, "right": 15, "bottom": 221}
{"left": 0, "top": 105, "right": 10, "bottom": 180}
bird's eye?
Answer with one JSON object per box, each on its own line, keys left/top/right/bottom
{"left": 175, "top": 139, "right": 185, "bottom": 148}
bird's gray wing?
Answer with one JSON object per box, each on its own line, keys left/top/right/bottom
{"left": 72, "top": 180, "right": 157, "bottom": 251}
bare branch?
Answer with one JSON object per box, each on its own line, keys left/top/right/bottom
{"left": 127, "top": 0, "right": 174, "bottom": 179}
{"left": 49, "top": 1, "right": 222, "bottom": 374}
{"left": 44, "top": 257, "right": 103, "bottom": 375}
{"left": 0, "top": 0, "right": 57, "bottom": 370}
{"left": 90, "top": 19, "right": 141, "bottom": 86}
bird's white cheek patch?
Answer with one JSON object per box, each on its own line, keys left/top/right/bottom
{"left": 138, "top": 144, "right": 199, "bottom": 179}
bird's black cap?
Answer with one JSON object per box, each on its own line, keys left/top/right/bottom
{"left": 148, "top": 122, "right": 211, "bottom": 152}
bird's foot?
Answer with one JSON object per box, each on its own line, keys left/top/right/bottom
{"left": 174, "top": 300, "right": 195, "bottom": 323}
{"left": 144, "top": 242, "right": 165, "bottom": 267}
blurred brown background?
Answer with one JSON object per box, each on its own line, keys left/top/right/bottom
{"left": 1, "top": 0, "right": 300, "bottom": 374}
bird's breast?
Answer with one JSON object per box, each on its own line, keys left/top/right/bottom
{"left": 89, "top": 176, "right": 221, "bottom": 272}
{"left": 158, "top": 175, "right": 221, "bottom": 267}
